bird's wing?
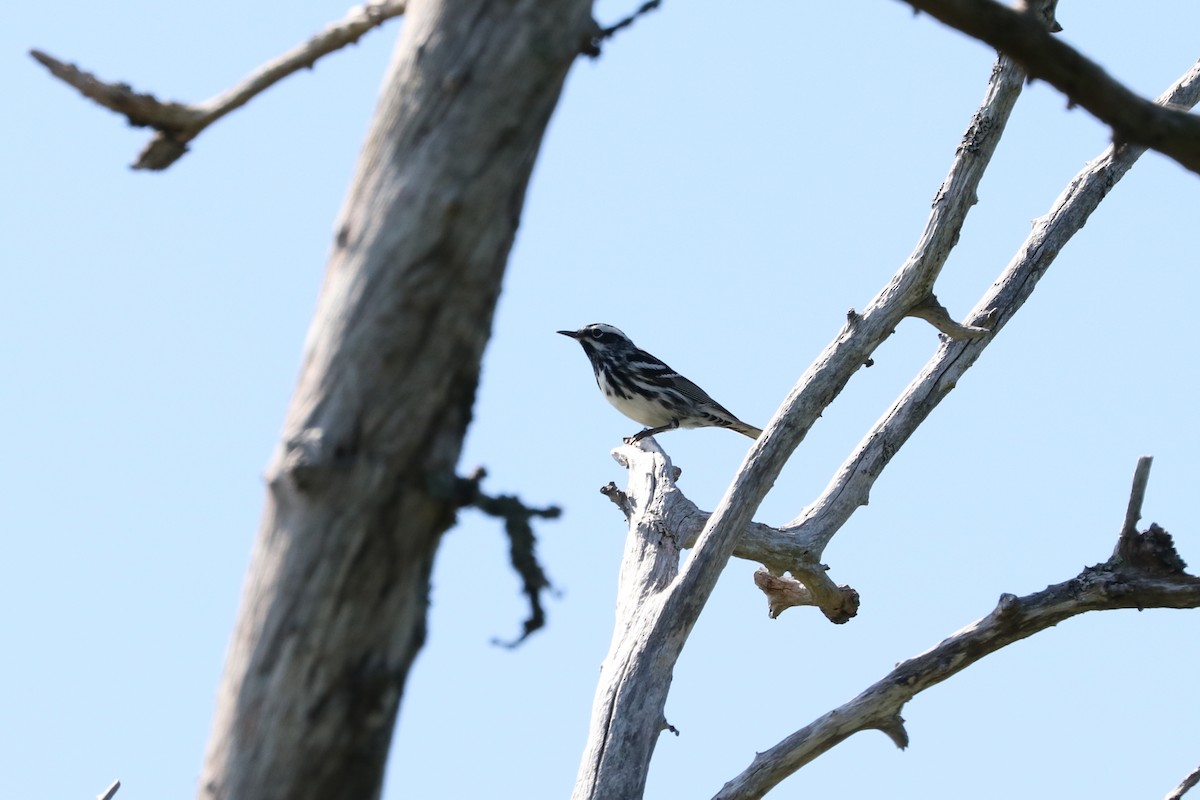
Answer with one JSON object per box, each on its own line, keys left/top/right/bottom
{"left": 627, "top": 348, "right": 723, "bottom": 407}
{"left": 664, "top": 372, "right": 723, "bottom": 408}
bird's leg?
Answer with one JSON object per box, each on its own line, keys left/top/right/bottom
{"left": 625, "top": 419, "right": 680, "bottom": 444}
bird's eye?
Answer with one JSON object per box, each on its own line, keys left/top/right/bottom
{"left": 590, "top": 328, "right": 604, "bottom": 340}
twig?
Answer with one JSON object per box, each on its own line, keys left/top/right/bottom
{"left": 900, "top": 0, "right": 1200, "bottom": 176}
{"left": 1166, "top": 764, "right": 1200, "bottom": 800}
{"left": 715, "top": 505, "right": 1200, "bottom": 799}
{"left": 455, "top": 468, "right": 561, "bottom": 647}
{"left": 601, "top": 481, "right": 633, "bottom": 518}
{"left": 97, "top": 780, "right": 120, "bottom": 800}
{"left": 583, "top": 0, "right": 662, "bottom": 57}
{"left": 1121, "top": 455, "right": 1154, "bottom": 538}
{"left": 30, "top": 1, "right": 406, "bottom": 170}
{"left": 906, "top": 294, "right": 993, "bottom": 339}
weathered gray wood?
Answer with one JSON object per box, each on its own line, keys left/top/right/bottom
{"left": 196, "top": 3, "right": 593, "bottom": 800}
{"left": 573, "top": 443, "right": 688, "bottom": 800}
{"left": 783, "top": 59, "right": 1200, "bottom": 573}
{"left": 571, "top": 40, "right": 1034, "bottom": 799}
{"left": 584, "top": 55, "right": 1200, "bottom": 619}
{"left": 715, "top": 518, "right": 1200, "bottom": 800}
{"left": 1165, "top": 764, "right": 1200, "bottom": 800}
{"left": 575, "top": 41, "right": 1200, "bottom": 800}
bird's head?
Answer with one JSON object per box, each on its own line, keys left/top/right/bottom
{"left": 557, "top": 323, "right": 635, "bottom": 357}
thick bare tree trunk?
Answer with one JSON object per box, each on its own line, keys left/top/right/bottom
{"left": 197, "top": 3, "right": 593, "bottom": 799}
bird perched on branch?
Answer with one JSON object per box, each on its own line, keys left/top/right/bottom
{"left": 558, "top": 323, "right": 762, "bottom": 444}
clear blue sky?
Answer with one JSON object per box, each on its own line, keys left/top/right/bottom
{"left": 4, "top": 1, "right": 1199, "bottom": 798}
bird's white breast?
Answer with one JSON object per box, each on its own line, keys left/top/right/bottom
{"left": 596, "top": 371, "right": 678, "bottom": 427}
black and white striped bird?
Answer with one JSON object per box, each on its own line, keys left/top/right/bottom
{"left": 558, "top": 323, "right": 762, "bottom": 444}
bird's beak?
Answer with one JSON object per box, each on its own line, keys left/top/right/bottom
{"left": 557, "top": 329, "right": 581, "bottom": 339}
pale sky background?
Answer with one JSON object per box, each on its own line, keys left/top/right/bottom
{"left": 4, "top": 1, "right": 1199, "bottom": 798}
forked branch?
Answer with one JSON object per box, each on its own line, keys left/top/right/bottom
{"left": 577, "top": 27, "right": 1200, "bottom": 799}
{"left": 675, "top": 1, "right": 1057, "bottom": 585}
{"left": 29, "top": 1, "right": 406, "bottom": 169}
{"left": 772, "top": 60, "right": 1200, "bottom": 612}
{"left": 574, "top": 37, "right": 1046, "bottom": 792}
{"left": 714, "top": 459, "right": 1200, "bottom": 800}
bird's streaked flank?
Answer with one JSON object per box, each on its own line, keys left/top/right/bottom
{"left": 558, "top": 323, "right": 762, "bottom": 444}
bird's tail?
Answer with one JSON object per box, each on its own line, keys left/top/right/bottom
{"left": 731, "top": 420, "right": 763, "bottom": 440}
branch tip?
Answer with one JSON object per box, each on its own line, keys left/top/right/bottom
{"left": 585, "top": 0, "right": 662, "bottom": 57}
{"left": 455, "top": 469, "right": 561, "bottom": 647}
{"left": 601, "top": 481, "right": 632, "bottom": 517}
{"left": 32, "top": 0, "right": 406, "bottom": 169}
{"left": 876, "top": 715, "right": 909, "bottom": 750}
{"left": 1120, "top": 455, "right": 1154, "bottom": 538}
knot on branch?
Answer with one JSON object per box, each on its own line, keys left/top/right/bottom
{"left": 1109, "top": 456, "right": 1189, "bottom": 577}
{"left": 276, "top": 426, "right": 360, "bottom": 494}
{"left": 454, "top": 467, "right": 562, "bottom": 647}
{"left": 1016, "top": 0, "right": 1063, "bottom": 34}
{"left": 1112, "top": 523, "right": 1188, "bottom": 576}
{"left": 993, "top": 592, "right": 1022, "bottom": 620}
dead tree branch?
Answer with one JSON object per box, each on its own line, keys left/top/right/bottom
{"left": 714, "top": 459, "right": 1200, "bottom": 799}
{"left": 763, "top": 60, "right": 1200, "bottom": 614}
{"left": 575, "top": 9, "right": 1200, "bottom": 794}
{"left": 900, "top": 0, "right": 1200, "bottom": 176}
{"left": 1166, "top": 765, "right": 1200, "bottom": 800}
{"left": 905, "top": 293, "right": 992, "bottom": 339}
{"left": 573, "top": 18, "right": 1060, "bottom": 795}
{"left": 1121, "top": 455, "right": 1154, "bottom": 539}
{"left": 584, "top": 0, "right": 662, "bottom": 56}
{"left": 29, "top": 1, "right": 406, "bottom": 170}
{"left": 453, "top": 468, "right": 562, "bottom": 648}
{"left": 680, "top": 1, "right": 1052, "bottom": 572}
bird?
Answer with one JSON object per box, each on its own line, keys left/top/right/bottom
{"left": 558, "top": 323, "right": 762, "bottom": 444}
